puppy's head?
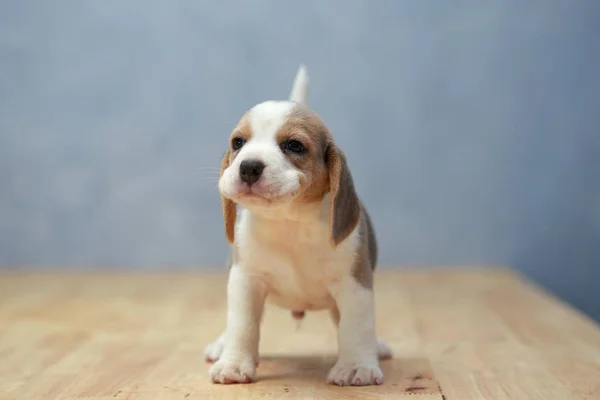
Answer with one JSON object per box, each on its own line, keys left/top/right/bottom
{"left": 218, "top": 101, "right": 360, "bottom": 247}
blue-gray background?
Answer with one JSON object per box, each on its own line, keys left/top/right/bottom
{"left": 1, "top": 1, "right": 599, "bottom": 320}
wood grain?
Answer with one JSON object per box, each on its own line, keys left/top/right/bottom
{"left": 0, "top": 268, "right": 599, "bottom": 399}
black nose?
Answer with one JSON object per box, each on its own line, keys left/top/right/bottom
{"left": 239, "top": 159, "right": 265, "bottom": 185}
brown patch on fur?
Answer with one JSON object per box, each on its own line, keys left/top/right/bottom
{"left": 220, "top": 148, "right": 236, "bottom": 243}
{"left": 362, "top": 205, "right": 378, "bottom": 270}
{"left": 276, "top": 106, "right": 331, "bottom": 204}
{"left": 219, "top": 114, "right": 253, "bottom": 244}
{"left": 352, "top": 205, "right": 378, "bottom": 288}
{"left": 326, "top": 143, "right": 361, "bottom": 247}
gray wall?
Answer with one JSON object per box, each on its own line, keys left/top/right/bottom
{"left": 1, "top": 1, "right": 599, "bottom": 320}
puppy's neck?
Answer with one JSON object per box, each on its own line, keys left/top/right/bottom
{"left": 243, "top": 193, "right": 329, "bottom": 225}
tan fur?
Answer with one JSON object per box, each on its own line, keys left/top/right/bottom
{"left": 219, "top": 148, "right": 237, "bottom": 243}
{"left": 220, "top": 115, "right": 254, "bottom": 243}
{"left": 276, "top": 106, "right": 331, "bottom": 204}
{"left": 326, "top": 143, "right": 361, "bottom": 247}
{"left": 352, "top": 206, "right": 378, "bottom": 288}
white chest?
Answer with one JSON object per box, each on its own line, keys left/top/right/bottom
{"left": 235, "top": 209, "right": 358, "bottom": 311}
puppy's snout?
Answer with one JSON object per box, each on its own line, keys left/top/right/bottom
{"left": 239, "top": 159, "right": 265, "bottom": 185}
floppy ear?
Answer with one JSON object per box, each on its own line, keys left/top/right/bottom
{"left": 220, "top": 149, "right": 237, "bottom": 244}
{"left": 326, "top": 143, "right": 361, "bottom": 247}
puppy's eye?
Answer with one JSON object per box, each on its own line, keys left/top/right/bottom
{"left": 232, "top": 137, "right": 245, "bottom": 150}
{"left": 285, "top": 140, "right": 305, "bottom": 153}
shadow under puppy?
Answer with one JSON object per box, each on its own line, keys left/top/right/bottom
{"left": 205, "top": 65, "right": 391, "bottom": 386}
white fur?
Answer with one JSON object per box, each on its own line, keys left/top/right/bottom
{"left": 207, "top": 65, "right": 389, "bottom": 386}
{"left": 289, "top": 64, "right": 309, "bottom": 105}
{"left": 237, "top": 207, "right": 360, "bottom": 312}
{"left": 208, "top": 265, "right": 266, "bottom": 383}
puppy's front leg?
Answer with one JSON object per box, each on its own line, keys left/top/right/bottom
{"left": 209, "top": 265, "right": 266, "bottom": 384}
{"left": 327, "top": 276, "right": 383, "bottom": 386}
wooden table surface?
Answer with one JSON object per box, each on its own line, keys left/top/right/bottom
{"left": 0, "top": 268, "right": 599, "bottom": 400}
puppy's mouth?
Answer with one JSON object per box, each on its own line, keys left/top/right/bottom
{"left": 226, "top": 182, "right": 296, "bottom": 204}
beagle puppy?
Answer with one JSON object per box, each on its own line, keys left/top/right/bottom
{"left": 204, "top": 65, "right": 391, "bottom": 386}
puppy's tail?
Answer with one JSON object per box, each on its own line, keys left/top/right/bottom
{"left": 289, "top": 64, "right": 309, "bottom": 105}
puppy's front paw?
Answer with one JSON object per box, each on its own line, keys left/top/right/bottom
{"left": 209, "top": 356, "right": 256, "bottom": 384}
{"left": 327, "top": 359, "right": 383, "bottom": 386}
